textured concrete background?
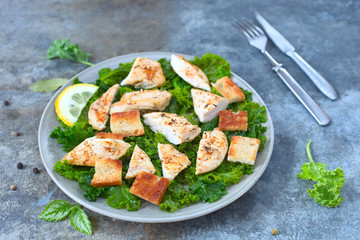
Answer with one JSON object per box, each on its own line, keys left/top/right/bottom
{"left": 1, "top": 0, "right": 359, "bottom": 239}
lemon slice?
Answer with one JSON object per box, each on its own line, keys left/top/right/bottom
{"left": 55, "top": 83, "right": 99, "bottom": 126}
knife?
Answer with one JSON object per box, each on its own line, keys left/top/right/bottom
{"left": 255, "top": 12, "right": 338, "bottom": 100}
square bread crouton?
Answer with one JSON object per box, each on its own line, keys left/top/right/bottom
{"left": 228, "top": 136, "right": 260, "bottom": 165}
{"left": 212, "top": 76, "right": 245, "bottom": 103}
{"left": 219, "top": 110, "right": 248, "bottom": 131}
{"left": 129, "top": 171, "right": 170, "bottom": 205}
{"left": 91, "top": 158, "right": 122, "bottom": 188}
{"left": 110, "top": 110, "right": 145, "bottom": 137}
{"left": 95, "top": 132, "right": 123, "bottom": 140}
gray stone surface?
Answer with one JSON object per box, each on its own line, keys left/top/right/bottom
{"left": 1, "top": 0, "right": 359, "bottom": 239}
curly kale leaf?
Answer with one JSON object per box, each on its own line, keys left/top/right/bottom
{"left": 189, "top": 181, "right": 226, "bottom": 203}
{"left": 47, "top": 39, "right": 93, "bottom": 66}
{"left": 297, "top": 140, "right": 345, "bottom": 207}
{"left": 98, "top": 61, "right": 134, "bottom": 87}
{"left": 105, "top": 184, "right": 141, "bottom": 211}
{"left": 189, "top": 53, "right": 231, "bottom": 82}
{"left": 159, "top": 182, "right": 199, "bottom": 212}
{"left": 78, "top": 171, "right": 110, "bottom": 202}
{"left": 54, "top": 160, "right": 93, "bottom": 181}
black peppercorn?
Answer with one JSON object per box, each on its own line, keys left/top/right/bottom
{"left": 33, "top": 167, "right": 40, "bottom": 173}
{"left": 17, "top": 162, "right": 24, "bottom": 169}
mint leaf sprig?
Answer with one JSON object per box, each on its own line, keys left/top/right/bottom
{"left": 298, "top": 140, "right": 345, "bottom": 208}
{"left": 39, "top": 200, "right": 92, "bottom": 235}
{"left": 47, "top": 39, "right": 94, "bottom": 66}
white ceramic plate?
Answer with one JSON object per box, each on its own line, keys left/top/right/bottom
{"left": 38, "top": 52, "right": 274, "bottom": 223}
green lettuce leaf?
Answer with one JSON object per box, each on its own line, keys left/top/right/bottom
{"left": 105, "top": 184, "right": 141, "bottom": 211}
{"left": 69, "top": 206, "right": 92, "bottom": 235}
{"left": 297, "top": 140, "right": 345, "bottom": 207}
{"left": 78, "top": 171, "right": 110, "bottom": 202}
{"left": 47, "top": 39, "right": 93, "bottom": 66}
{"left": 159, "top": 182, "right": 199, "bottom": 212}
{"left": 54, "top": 160, "right": 93, "bottom": 181}
{"left": 39, "top": 200, "right": 72, "bottom": 221}
{"left": 188, "top": 180, "right": 226, "bottom": 203}
{"left": 190, "top": 53, "right": 231, "bottom": 82}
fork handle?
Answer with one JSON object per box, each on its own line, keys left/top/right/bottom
{"left": 263, "top": 51, "right": 331, "bottom": 126}
{"left": 286, "top": 51, "right": 338, "bottom": 100}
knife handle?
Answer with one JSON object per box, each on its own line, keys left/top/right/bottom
{"left": 263, "top": 51, "right": 331, "bottom": 126}
{"left": 287, "top": 51, "right": 338, "bottom": 100}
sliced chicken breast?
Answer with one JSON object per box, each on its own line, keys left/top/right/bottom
{"left": 196, "top": 128, "right": 228, "bottom": 175}
{"left": 88, "top": 84, "right": 119, "bottom": 131}
{"left": 110, "top": 90, "right": 171, "bottom": 114}
{"left": 143, "top": 112, "right": 201, "bottom": 145}
{"left": 191, "top": 89, "right": 229, "bottom": 123}
{"left": 170, "top": 54, "right": 210, "bottom": 91}
{"left": 121, "top": 57, "right": 166, "bottom": 89}
{"left": 125, "top": 145, "right": 156, "bottom": 179}
{"left": 158, "top": 144, "right": 191, "bottom": 181}
{"left": 61, "top": 136, "right": 131, "bottom": 166}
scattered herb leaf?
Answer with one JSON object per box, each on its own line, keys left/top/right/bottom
{"left": 47, "top": 39, "right": 94, "bottom": 66}
{"left": 29, "top": 78, "right": 69, "bottom": 92}
{"left": 298, "top": 140, "right": 345, "bottom": 207}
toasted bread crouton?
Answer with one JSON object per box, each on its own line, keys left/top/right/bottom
{"left": 125, "top": 145, "right": 156, "bottom": 179}
{"left": 91, "top": 158, "right": 122, "bottom": 187}
{"left": 212, "top": 76, "right": 245, "bottom": 103}
{"left": 61, "top": 137, "right": 131, "bottom": 166}
{"left": 95, "top": 132, "right": 123, "bottom": 140}
{"left": 228, "top": 136, "right": 260, "bottom": 165}
{"left": 110, "top": 110, "right": 145, "bottom": 137}
{"left": 129, "top": 171, "right": 170, "bottom": 205}
{"left": 219, "top": 110, "right": 248, "bottom": 131}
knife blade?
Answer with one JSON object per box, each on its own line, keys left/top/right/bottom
{"left": 255, "top": 11, "right": 338, "bottom": 100}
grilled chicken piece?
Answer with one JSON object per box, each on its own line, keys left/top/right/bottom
{"left": 191, "top": 89, "right": 228, "bottom": 123}
{"left": 170, "top": 54, "right": 210, "bottom": 91}
{"left": 121, "top": 57, "right": 166, "bottom": 89}
{"left": 61, "top": 136, "right": 131, "bottom": 166}
{"left": 88, "top": 84, "right": 119, "bottom": 131}
{"left": 196, "top": 128, "right": 228, "bottom": 175}
{"left": 143, "top": 112, "right": 201, "bottom": 145}
{"left": 212, "top": 76, "right": 245, "bottom": 103}
{"left": 125, "top": 145, "right": 156, "bottom": 179}
{"left": 110, "top": 90, "right": 171, "bottom": 114}
{"left": 158, "top": 144, "right": 191, "bottom": 181}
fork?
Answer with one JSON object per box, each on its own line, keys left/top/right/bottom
{"left": 233, "top": 20, "right": 331, "bottom": 126}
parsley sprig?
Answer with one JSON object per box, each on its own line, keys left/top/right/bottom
{"left": 47, "top": 39, "right": 94, "bottom": 66}
{"left": 298, "top": 140, "right": 345, "bottom": 207}
{"left": 39, "top": 200, "right": 92, "bottom": 235}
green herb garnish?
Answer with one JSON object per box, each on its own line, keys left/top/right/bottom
{"left": 39, "top": 200, "right": 92, "bottom": 235}
{"left": 298, "top": 140, "right": 345, "bottom": 207}
{"left": 47, "top": 39, "right": 94, "bottom": 66}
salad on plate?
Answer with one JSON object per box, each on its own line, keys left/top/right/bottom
{"left": 50, "top": 53, "right": 268, "bottom": 213}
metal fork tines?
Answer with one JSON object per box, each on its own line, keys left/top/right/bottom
{"left": 233, "top": 20, "right": 331, "bottom": 126}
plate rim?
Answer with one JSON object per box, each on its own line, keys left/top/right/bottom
{"left": 38, "top": 51, "right": 274, "bottom": 223}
